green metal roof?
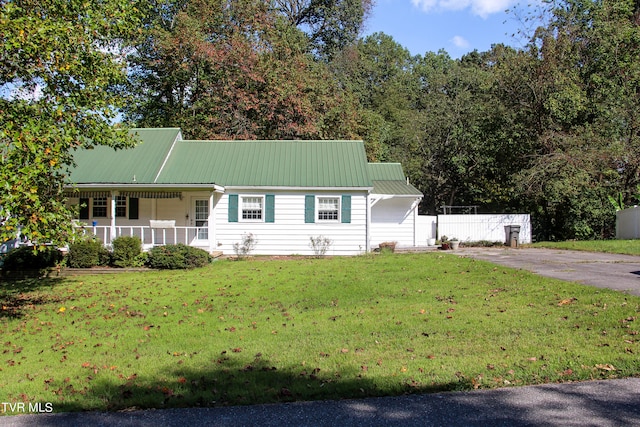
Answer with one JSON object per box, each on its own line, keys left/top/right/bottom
{"left": 156, "top": 140, "right": 371, "bottom": 188}
{"left": 368, "top": 163, "right": 422, "bottom": 196}
{"left": 368, "top": 163, "right": 407, "bottom": 180}
{"left": 68, "top": 130, "right": 372, "bottom": 189}
{"left": 67, "top": 129, "right": 420, "bottom": 195}
{"left": 372, "top": 180, "right": 422, "bottom": 196}
{"left": 68, "top": 128, "right": 181, "bottom": 184}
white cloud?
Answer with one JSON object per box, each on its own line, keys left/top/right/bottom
{"left": 451, "top": 35, "right": 470, "bottom": 48}
{"left": 411, "top": 0, "right": 513, "bottom": 17}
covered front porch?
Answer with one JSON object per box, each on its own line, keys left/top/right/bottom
{"left": 75, "top": 223, "right": 211, "bottom": 251}
{"left": 67, "top": 188, "right": 224, "bottom": 252}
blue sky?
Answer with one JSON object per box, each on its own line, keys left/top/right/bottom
{"left": 364, "top": 0, "right": 539, "bottom": 58}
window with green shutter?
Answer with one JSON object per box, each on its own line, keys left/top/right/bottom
{"left": 79, "top": 198, "right": 89, "bottom": 220}
{"left": 228, "top": 194, "right": 239, "bottom": 222}
{"left": 341, "top": 195, "right": 351, "bottom": 223}
{"left": 305, "top": 195, "right": 315, "bottom": 223}
{"left": 129, "top": 197, "right": 139, "bottom": 220}
{"left": 265, "top": 194, "right": 275, "bottom": 223}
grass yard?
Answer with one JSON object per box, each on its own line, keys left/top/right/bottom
{"left": 1, "top": 252, "right": 639, "bottom": 413}
{"left": 531, "top": 239, "right": 640, "bottom": 255}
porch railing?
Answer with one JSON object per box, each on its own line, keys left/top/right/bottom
{"left": 74, "top": 226, "right": 208, "bottom": 247}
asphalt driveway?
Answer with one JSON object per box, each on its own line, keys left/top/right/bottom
{"left": 457, "top": 247, "right": 640, "bottom": 297}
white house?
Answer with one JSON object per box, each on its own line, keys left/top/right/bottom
{"left": 65, "top": 128, "right": 422, "bottom": 255}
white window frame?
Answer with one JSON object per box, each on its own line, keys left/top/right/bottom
{"left": 115, "top": 195, "right": 127, "bottom": 218}
{"left": 317, "top": 196, "right": 340, "bottom": 222}
{"left": 92, "top": 197, "right": 108, "bottom": 218}
{"left": 241, "top": 195, "right": 265, "bottom": 222}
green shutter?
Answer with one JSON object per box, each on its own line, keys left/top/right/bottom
{"left": 79, "top": 198, "right": 89, "bottom": 220}
{"left": 128, "top": 197, "right": 139, "bottom": 220}
{"left": 341, "top": 195, "right": 351, "bottom": 223}
{"left": 305, "top": 195, "right": 315, "bottom": 223}
{"left": 228, "top": 194, "right": 238, "bottom": 222}
{"left": 265, "top": 194, "right": 275, "bottom": 223}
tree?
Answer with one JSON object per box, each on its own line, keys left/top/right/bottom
{"left": 500, "top": 0, "right": 640, "bottom": 239}
{"left": 272, "top": 0, "right": 374, "bottom": 59}
{"left": 127, "top": 0, "right": 359, "bottom": 140}
{"left": 0, "top": 0, "right": 140, "bottom": 246}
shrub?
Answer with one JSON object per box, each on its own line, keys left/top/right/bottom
{"left": 67, "top": 239, "right": 110, "bottom": 268}
{"left": 309, "top": 235, "right": 332, "bottom": 257}
{"left": 147, "top": 244, "right": 212, "bottom": 269}
{"left": 1, "top": 246, "right": 63, "bottom": 271}
{"left": 111, "top": 236, "right": 142, "bottom": 268}
{"left": 233, "top": 233, "right": 257, "bottom": 260}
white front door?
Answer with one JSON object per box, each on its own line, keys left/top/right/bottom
{"left": 194, "top": 199, "right": 209, "bottom": 240}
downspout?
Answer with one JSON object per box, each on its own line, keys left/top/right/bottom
{"left": 110, "top": 190, "right": 117, "bottom": 242}
{"left": 366, "top": 192, "right": 371, "bottom": 253}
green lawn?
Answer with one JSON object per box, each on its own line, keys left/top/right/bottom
{"left": 530, "top": 239, "right": 640, "bottom": 255}
{"left": 1, "top": 252, "right": 639, "bottom": 414}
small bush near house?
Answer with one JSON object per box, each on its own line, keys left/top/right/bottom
{"left": 67, "top": 239, "right": 110, "bottom": 268}
{"left": 147, "top": 244, "right": 212, "bottom": 269}
{"left": 1, "top": 246, "right": 63, "bottom": 272}
{"left": 111, "top": 236, "right": 143, "bottom": 267}
{"left": 233, "top": 233, "right": 258, "bottom": 260}
{"left": 309, "top": 235, "right": 333, "bottom": 257}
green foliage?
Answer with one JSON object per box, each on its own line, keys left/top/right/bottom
{"left": 272, "top": 0, "right": 374, "bottom": 59}
{"left": 147, "top": 244, "right": 212, "bottom": 269}
{"left": 1, "top": 246, "right": 63, "bottom": 271}
{"left": 0, "top": 0, "right": 141, "bottom": 246}
{"left": 126, "top": 0, "right": 359, "bottom": 140}
{"left": 111, "top": 236, "right": 142, "bottom": 268}
{"left": 67, "top": 239, "right": 110, "bottom": 268}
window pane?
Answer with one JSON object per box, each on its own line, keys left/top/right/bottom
{"left": 318, "top": 197, "right": 339, "bottom": 221}
{"left": 242, "top": 197, "right": 263, "bottom": 220}
{"left": 92, "top": 197, "right": 107, "bottom": 218}
{"left": 116, "top": 196, "right": 127, "bottom": 217}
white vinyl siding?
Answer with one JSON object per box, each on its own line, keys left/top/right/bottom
{"left": 370, "top": 198, "right": 418, "bottom": 247}
{"left": 217, "top": 190, "right": 367, "bottom": 255}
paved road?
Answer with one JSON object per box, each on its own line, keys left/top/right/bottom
{"left": 2, "top": 378, "right": 639, "bottom": 426}
{"left": 457, "top": 247, "right": 640, "bottom": 296}
{"left": 2, "top": 247, "right": 640, "bottom": 426}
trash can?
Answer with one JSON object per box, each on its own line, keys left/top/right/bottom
{"left": 504, "top": 225, "right": 521, "bottom": 247}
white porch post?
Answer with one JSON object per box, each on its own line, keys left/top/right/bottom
{"left": 110, "top": 190, "right": 117, "bottom": 242}
{"left": 208, "top": 192, "right": 215, "bottom": 253}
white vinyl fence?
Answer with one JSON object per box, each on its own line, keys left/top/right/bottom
{"left": 616, "top": 206, "right": 640, "bottom": 239}
{"left": 422, "top": 214, "right": 531, "bottom": 245}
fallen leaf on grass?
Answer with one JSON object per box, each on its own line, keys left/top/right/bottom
{"left": 595, "top": 364, "right": 616, "bottom": 371}
{"left": 558, "top": 298, "right": 577, "bottom": 306}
